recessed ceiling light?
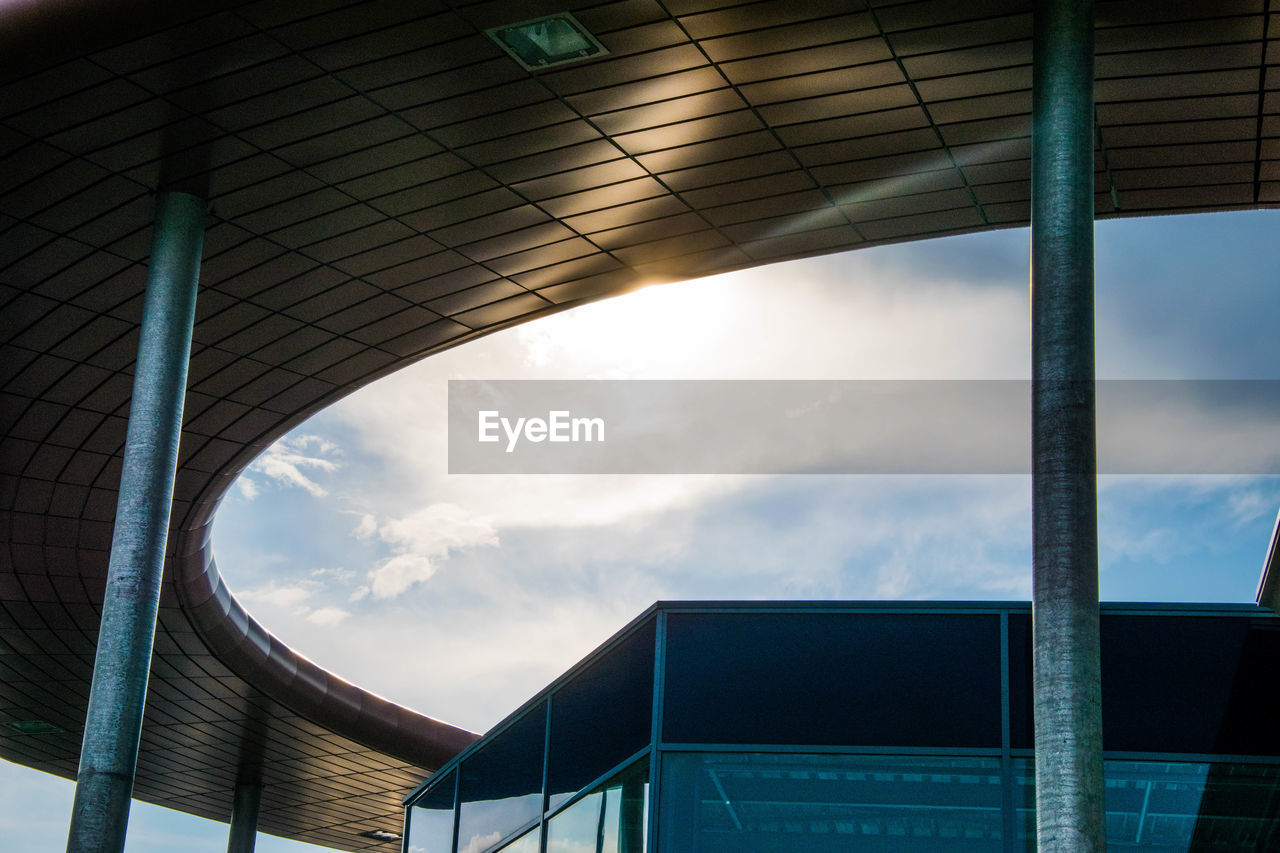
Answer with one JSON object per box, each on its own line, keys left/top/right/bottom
{"left": 359, "top": 829, "right": 402, "bottom": 843}
{"left": 5, "top": 719, "right": 62, "bottom": 735}
{"left": 486, "top": 13, "right": 607, "bottom": 71}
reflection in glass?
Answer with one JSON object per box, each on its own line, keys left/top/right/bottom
{"left": 407, "top": 769, "right": 455, "bottom": 853}
{"left": 458, "top": 702, "right": 547, "bottom": 853}
{"left": 409, "top": 806, "right": 456, "bottom": 853}
{"left": 660, "top": 753, "right": 1004, "bottom": 852}
{"left": 496, "top": 828, "right": 540, "bottom": 853}
{"left": 407, "top": 768, "right": 458, "bottom": 850}
{"left": 547, "top": 759, "right": 649, "bottom": 853}
{"left": 1016, "top": 759, "right": 1280, "bottom": 850}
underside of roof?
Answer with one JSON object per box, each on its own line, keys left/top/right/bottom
{"left": 1, "top": 0, "right": 1277, "bottom": 849}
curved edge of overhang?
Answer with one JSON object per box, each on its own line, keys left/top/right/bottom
{"left": 162, "top": 277, "right": 706, "bottom": 784}
{"left": 163, "top": 293, "right": 643, "bottom": 774}
{"left": 162, "top": 305, "right": 629, "bottom": 776}
{"left": 172, "top": 485, "right": 480, "bottom": 773}
{"left": 173, "top": 522, "right": 480, "bottom": 768}
{"left": 161, "top": 203, "right": 1280, "bottom": 776}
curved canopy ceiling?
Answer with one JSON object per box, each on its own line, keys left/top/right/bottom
{"left": 2, "top": 0, "right": 1277, "bottom": 849}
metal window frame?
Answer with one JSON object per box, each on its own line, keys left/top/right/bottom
{"left": 402, "top": 601, "right": 1280, "bottom": 853}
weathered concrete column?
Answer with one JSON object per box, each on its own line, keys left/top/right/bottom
{"left": 227, "top": 778, "right": 262, "bottom": 853}
{"left": 66, "top": 191, "right": 206, "bottom": 853}
{"left": 1030, "top": 1, "right": 1105, "bottom": 851}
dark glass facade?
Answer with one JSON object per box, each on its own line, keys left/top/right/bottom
{"left": 403, "top": 603, "right": 1280, "bottom": 853}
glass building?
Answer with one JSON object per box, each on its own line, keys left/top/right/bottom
{"left": 402, "top": 602, "right": 1280, "bottom": 853}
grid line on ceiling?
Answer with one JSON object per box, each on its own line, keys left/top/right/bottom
{"left": 0, "top": 191, "right": 153, "bottom": 297}
{"left": 876, "top": 68, "right": 1032, "bottom": 216}
{"left": 1255, "top": 0, "right": 1273, "bottom": 202}
{"left": 697, "top": 16, "right": 1034, "bottom": 231}
{"left": 12, "top": 0, "right": 1228, "bottom": 292}
{"left": 453, "top": 72, "right": 751, "bottom": 273}
{"left": 4, "top": 3, "right": 1280, "bottom": 851}
{"left": 0, "top": 145, "right": 473, "bottom": 403}
{"left": 509, "top": 3, "right": 998, "bottom": 256}
{"left": 487, "top": 12, "right": 784, "bottom": 264}
{"left": 652, "top": 0, "right": 875, "bottom": 252}
{"left": 864, "top": 0, "right": 992, "bottom": 227}
{"left": 222, "top": 4, "right": 621, "bottom": 303}
{"left": 0, "top": 295, "right": 338, "bottom": 459}
{"left": 696, "top": 15, "right": 962, "bottom": 211}
{"left": 11, "top": 31, "right": 539, "bottom": 322}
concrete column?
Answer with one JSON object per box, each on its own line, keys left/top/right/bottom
{"left": 65, "top": 192, "right": 206, "bottom": 853}
{"left": 1030, "top": 1, "right": 1105, "bottom": 851}
{"left": 227, "top": 778, "right": 262, "bottom": 853}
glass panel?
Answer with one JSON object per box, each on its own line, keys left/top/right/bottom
{"left": 548, "top": 618, "right": 655, "bottom": 810}
{"left": 458, "top": 702, "right": 546, "bottom": 853}
{"left": 548, "top": 791, "right": 603, "bottom": 853}
{"left": 1100, "top": 616, "right": 1280, "bottom": 755}
{"left": 1011, "top": 614, "right": 1280, "bottom": 754}
{"left": 547, "top": 759, "right": 649, "bottom": 853}
{"left": 601, "top": 787, "right": 622, "bottom": 853}
{"left": 1008, "top": 613, "right": 1033, "bottom": 750}
{"left": 659, "top": 752, "right": 1004, "bottom": 853}
{"left": 663, "top": 612, "right": 1002, "bottom": 747}
{"left": 407, "top": 769, "right": 456, "bottom": 853}
{"left": 494, "top": 828, "right": 540, "bottom": 853}
{"left": 1015, "top": 759, "right": 1280, "bottom": 850}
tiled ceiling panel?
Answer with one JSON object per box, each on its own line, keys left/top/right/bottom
{"left": 2, "top": 0, "right": 1278, "bottom": 850}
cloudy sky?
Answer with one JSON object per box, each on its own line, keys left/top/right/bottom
{"left": 4, "top": 210, "right": 1279, "bottom": 851}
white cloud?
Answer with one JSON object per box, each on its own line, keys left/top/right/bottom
{"left": 235, "top": 477, "right": 259, "bottom": 499}
{"left": 244, "top": 434, "right": 340, "bottom": 497}
{"left": 368, "top": 553, "right": 436, "bottom": 599}
{"left": 1100, "top": 516, "right": 1180, "bottom": 566}
{"left": 378, "top": 503, "right": 498, "bottom": 554}
{"left": 1229, "top": 490, "right": 1277, "bottom": 527}
{"left": 209, "top": 221, "right": 1279, "bottom": 734}
{"left": 237, "top": 581, "right": 314, "bottom": 609}
{"left": 365, "top": 504, "right": 499, "bottom": 599}
{"left": 458, "top": 832, "right": 503, "bottom": 853}
{"left": 327, "top": 256, "right": 1033, "bottom": 544}
{"left": 507, "top": 260, "right": 1030, "bottom": 382}
{"left": 310, "top": 566, "right": 355, "bottom": 583}
{"left": 235, "top": 577, "right": 358, "bottom": 631}
{"left": 351, "top": 513, "right": 377, "bottom": 539}
{"left": 208, "top": 255, "right": 1044, "bottom": 728}
{"left": 306, "top": 607, "right": 351, "bottom": 626}
{"left": 223, "top": 475, "right": 1038, "bottom": 731}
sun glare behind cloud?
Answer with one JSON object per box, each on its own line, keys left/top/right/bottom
{"left": 211, "top": 216, "right": 1280, "bottom": 734}
{"left": 516, "top": 273, "right": 742, "bottom": 377}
